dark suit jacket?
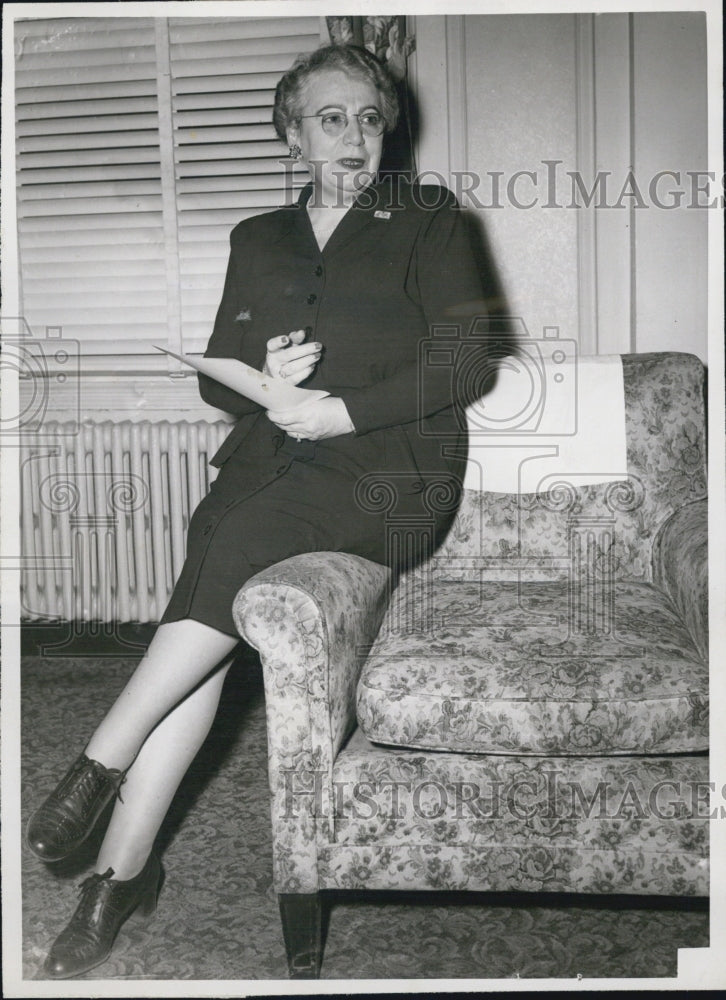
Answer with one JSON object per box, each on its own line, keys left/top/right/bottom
{"left": 198, "top": 178, "right": 489, "bottom": 489}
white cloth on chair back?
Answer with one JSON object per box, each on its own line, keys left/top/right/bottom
{"left": 463, "top": 353, "right": 628, "bottom": 494}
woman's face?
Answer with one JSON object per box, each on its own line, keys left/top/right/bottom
{"left": 287, "top": 69, "right": 384, "bottom": 207}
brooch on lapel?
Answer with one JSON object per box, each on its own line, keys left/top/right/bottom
{"left": 374, "top": 210, "right": 391, "bottom": 220}
{"left": 235, "top": 308, "right": 251, "bottom": 322}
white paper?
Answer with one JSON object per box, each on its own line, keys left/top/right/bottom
{"left": 155, "top": 347, "right": 330, "bottom": 410}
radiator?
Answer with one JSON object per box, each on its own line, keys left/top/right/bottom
{"left": 20, "top": 420, "right": 230, "bottom": 623}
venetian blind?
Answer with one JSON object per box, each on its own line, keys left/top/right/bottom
{"left": 15, "top": 16, "right": 324, "bottom": 367}
{"left": 15, "top": 18, "right": 165, "bottom": 358}
{"left": 169, "top": 17, "right": 319, "bottom": 352}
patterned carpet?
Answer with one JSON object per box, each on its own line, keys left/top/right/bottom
{"left": 20, "top": 649, "right": 708, "bottom": 983}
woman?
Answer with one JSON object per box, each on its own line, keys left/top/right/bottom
{"left": 26, "top": 44, "right": 487, "bottom": 979}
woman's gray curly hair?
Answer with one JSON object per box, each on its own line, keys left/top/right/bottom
{"left": 273, "top": 44, "right": 399, "bottom": 141}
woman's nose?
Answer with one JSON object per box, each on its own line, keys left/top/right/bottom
{"left": 343, "top": 116, "right": 365, "bottom": 144}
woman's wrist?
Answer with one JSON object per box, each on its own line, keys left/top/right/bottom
{"left": 332, "top": 397, "right": 356, "bottom": 435}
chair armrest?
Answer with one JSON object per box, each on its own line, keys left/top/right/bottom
{"left": 652, "top": 497, "right": 708, "bottom": 662}
{"left": 232, "top": 551, "right": 390, "bottom": 891}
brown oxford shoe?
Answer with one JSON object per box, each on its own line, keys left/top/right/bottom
{"left": 26, "top": 753, "right": 127, "bottom": 862}
{"left": 43, "top": 853, "right": 161, "bottom": 979}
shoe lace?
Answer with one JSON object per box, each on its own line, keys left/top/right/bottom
{"left": 59, "top": 756, "right": 127, "bottom": 806}
{"left": 78, "top": 867, "right": 115, "bottom": 895}
{"left": 71, "top": 868, "right": 116, "bottom": 931}
{"left": 113, "top": 773, "right": 127, "bottom": 805}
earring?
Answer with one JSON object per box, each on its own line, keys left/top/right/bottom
{"left": 288, "top": 143, "right": 302, "bottom": 160}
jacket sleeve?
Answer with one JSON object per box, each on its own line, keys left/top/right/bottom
{"left": 338, "top": 188, "right": 489, "bottom": 436}
{"left": 197, "top": 228, "right": 264, "bottom": 417}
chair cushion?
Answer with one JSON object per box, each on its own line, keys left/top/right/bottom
{"left": 356, "top": 579, "right": 708, "bottom": 755}
{"left": 324, "top": 732, "right": 709, "bottom": 896}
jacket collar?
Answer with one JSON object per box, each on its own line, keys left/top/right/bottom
{"left": 272, "top": 177, "right": 398, "bottom": 255}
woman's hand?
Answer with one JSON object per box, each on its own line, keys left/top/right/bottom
{"left": 263, "top": 329, "right": 322, "bottom": 385}
{"left": 267, "top": 397, "right": 356, "bottom": 441}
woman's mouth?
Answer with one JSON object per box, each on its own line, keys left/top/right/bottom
{"left": 336, "top": 157, "right": 366, "bottom": 170}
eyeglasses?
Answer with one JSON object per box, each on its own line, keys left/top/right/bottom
{"left": 298, "top": 111, "right": 386, "bottom": 137}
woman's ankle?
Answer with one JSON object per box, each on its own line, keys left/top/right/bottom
{"left": 94, "top": 848, "right": 154, "bottom": 882}
{"left": 84, "top": 732, "right": 138, "bottom": 773}
{"left": 83, "top": 746, "right": 126, "bottom": 772}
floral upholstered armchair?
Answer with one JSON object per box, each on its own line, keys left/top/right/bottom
{"left": 233, "top": 351, "right": 709, "bottom": 978}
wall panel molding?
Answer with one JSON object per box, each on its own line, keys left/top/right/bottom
{"left": 593, "top": 13, "right": 634, "bottom": 355}
{"left": 445, "top": 16, "right": 468, "bottom": 179}
{"left": 574, "top": 13, "right": 597, "bottom": 354}
{"left": 410, "top": 15, "right": 469, "bottom": 182}
{"left": 574, "top": 12, "right": 634, "bottom": 356}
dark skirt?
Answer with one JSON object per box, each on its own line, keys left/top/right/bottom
{"left": 160, "top": 429, "right": 462, "bottom": 636}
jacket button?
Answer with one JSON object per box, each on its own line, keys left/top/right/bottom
{"left": 307, "top": 293, "right": 317, "bottom": 304}
{"left": 202, "top": 524, "right": 212, "bottom": 535}
{"left": 314, "top": 265, "right": 323, "bottom": 277}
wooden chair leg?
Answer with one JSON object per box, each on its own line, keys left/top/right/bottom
{"left": 278, "top": 892, "right": 322, "bottom": 979}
